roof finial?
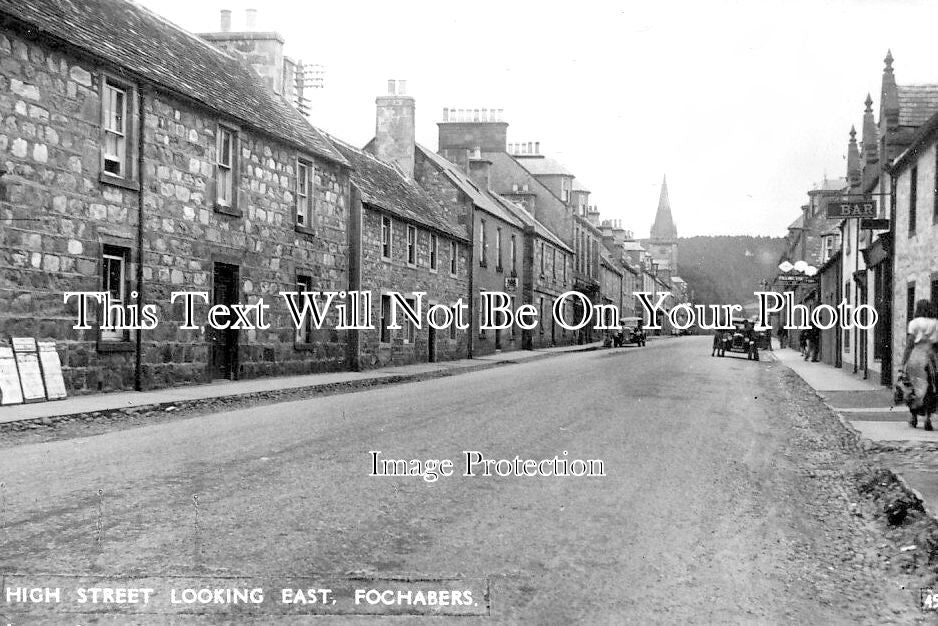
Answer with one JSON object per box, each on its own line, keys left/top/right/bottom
{"left": 849, "top": 125, "right": 857, "bottom": 142}
{"left": 884, "top": 49, "right": 894, "bottom": 74}
{"left": 864, "top": 93, "right": 873, "bottom": 113}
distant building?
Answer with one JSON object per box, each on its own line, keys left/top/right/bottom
{"left": 642, "top": 176, "right": 679, "bottom": 282}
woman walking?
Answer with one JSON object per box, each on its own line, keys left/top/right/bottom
{"left": 899, "top": 299, "right": 938, "bottom": 430}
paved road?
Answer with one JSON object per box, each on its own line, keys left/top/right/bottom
{"left": 0, "top": 337, "right": 922, "bottom": 623}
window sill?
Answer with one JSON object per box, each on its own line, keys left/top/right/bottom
{"left": 295, "top": 224, "right": 317, "bottom": 236}
{"left": 496, "top": 266, "right": 504, "bottom": 273}
{"left": 406, "top": 262, "right": 418, "bottom": 269}
{"left": 429, "top": 267, "right": 438, "bottom": 274}
{"left": 381, "top": 256, "right": 392, "bottom": 263}
{"left": 99, "top": 173, "right": 140, "bottom": 192}
{"left": 449, "top": 272, "right": 458, "bottom": 279}
{"left": 97, "top": 340, "right": 134, "bottom": 353}
{"left": 214, "top": 203, "right": 242, "bottom": 217}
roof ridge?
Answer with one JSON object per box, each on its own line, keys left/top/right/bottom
{"left": 129, "top": 0, "right": 240, "bottom": 62}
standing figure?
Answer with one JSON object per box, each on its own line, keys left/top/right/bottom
{"left": 899, "top": 300, "right": 938, "bottom": 430}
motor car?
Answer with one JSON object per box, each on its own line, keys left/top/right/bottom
{"left": 724, "top": 320, "right": 759, "bottom": 360}
{"left": 616, "top": 317, "right": 646, "bottom": 347}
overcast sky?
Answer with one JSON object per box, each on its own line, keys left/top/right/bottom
{"left": 143, "top": 0, "right": 938, "bottom": 238}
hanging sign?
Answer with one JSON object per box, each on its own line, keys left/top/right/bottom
{"left": 37, "top": 341, "right": 67, "bottom": 400}
{"left": 0, "top": 346, "right": 23, "bottom": 405}
{"left": 827, "top": 200, "right": 877, "bottom": 219}
{"left": 12, "top": 337, "right": 46, "bottom": 402}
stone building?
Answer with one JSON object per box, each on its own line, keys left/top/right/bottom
{"left": 413, "top": 145, "right": 529, "bottom": 354}
{"left": 643, "top": 176, "right": 679, "bottom": 283}
{"left": 888, "top": 106, "right": 938, "bottom": 384}
{"left": 332, "top": 132, "right": 469, "bottom": 368}
{"left": 0, "top": 0, "right": 352, "bottom": 393}
{"left": 840, "top": 52, "right": 938, "bottom": 385}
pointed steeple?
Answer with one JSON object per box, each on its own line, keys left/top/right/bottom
{"left": 650, "top": 175, "right": 677, "bottom": 241}
{"left": 847, "top": 125, "right": 861, "bottom": 190}
{"left": 862, "top": 92, "right": 879, "bottom": 167}
{"left": 881, "top": 49, "right": 899, "bottom": 121}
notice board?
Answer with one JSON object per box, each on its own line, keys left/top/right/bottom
{"left": 0, "top": 345, "right": 23, "bottom": 405}
{"left": 12, "top": 337, "right": 46, "bottom": 402}
{"left": 38, "top": 341, "right": 67, "bottom": 400}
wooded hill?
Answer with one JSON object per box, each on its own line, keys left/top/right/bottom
{"left": 676, "top": 236, "right": 786, "bottom": 306}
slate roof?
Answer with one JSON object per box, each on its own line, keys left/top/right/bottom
{"left": 415, "top": 145, "right": 523, "bottom": 228}
{"left": 330, "top": 139, "right": 465, "bottom": 241}
{"left": 489, "top": 194, "right": 572, "bottom": 253}
{"left": 571, "top": 178, "right": 590, "bottom": 192}
{"left": 514, "top": 155, "right": 574, "bottom": 177}
{"left": 897, "top": 85, "right": 938, "bottom": 128}
{"left": 1, "top": 0, "right": 347, "bottom": 166}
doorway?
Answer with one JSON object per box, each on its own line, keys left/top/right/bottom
{"left": 428, "top": 326, "right": 437, "bottom": 363}
{"left": 211, "top": 262, "right": 239, "bottom": 380}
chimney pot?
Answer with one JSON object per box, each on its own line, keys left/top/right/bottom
{"left": 398, "top": 80, "right": 407, "bottom": 95}
{"left": 245, "top": 8, "right": 257, "bottom": 30}
{"left": 220, "top": 9, "right": 232, "bottom": 32}
{"left": 535, "top": 141, "right": 540, "bottom": 154}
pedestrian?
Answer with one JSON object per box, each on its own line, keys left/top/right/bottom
{"left": 799, "top": 328, "right": 808, "bottom": 356}
{"left": 899, "top": 299, "right": 938, "bottom": 430}
{"left": 778, "top": 327, "right": 788, "bottom": 350}
{"left": 804, "top": 322, "right": 820, "bottom": 362}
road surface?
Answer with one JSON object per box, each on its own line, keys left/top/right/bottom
{"left": 0, "top": 337, "right": 922, "bottom": 623}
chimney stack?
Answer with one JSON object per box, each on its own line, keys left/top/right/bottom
{"left": 469, "top": 157, "right": 492, "bottom": 190}
{"left": 245, "top": 8, "right": 258, "bottom": 30}
{"left": 375, "top": 79, "right": 416, "bottom": 178}
{"left": 220, "top": 9, "right": 231, "bottom": 32}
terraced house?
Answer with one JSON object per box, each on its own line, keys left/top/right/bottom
{"left": 0, "top": 0, "right": 352, "bottom": 393}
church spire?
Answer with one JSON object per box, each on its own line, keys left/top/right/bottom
{"left": 650, "top": 175, "right": 677, "bottom": 241}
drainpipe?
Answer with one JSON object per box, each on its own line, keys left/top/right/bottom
{"left": 466, "top": 201, "right": 476, "bottom": 359}
{"left": 347, "top": 185, "right": 362, "bottom": 370}
{"left": 134, "top": 87, "right": 146, "bottom": 391}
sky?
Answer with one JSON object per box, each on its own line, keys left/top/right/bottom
{"left": 141, "top": 0, "right": 938, "bottom": 238}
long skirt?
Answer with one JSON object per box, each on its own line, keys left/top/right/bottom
{"left": 906, "top": 342, "right": 938, "bottom": 416}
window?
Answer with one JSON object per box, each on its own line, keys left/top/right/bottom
{"left": 404, "top": 298, "right": 416, "bottom": 343}
{"left": 450, "top": 305, "right": 458, "bottom": 340}
{"left": 931, "top": 275, "right": 938, "bottom": 315}
{"left": 479, "top": 219, "right": 487, "bottom": 267}
{"left": 380, "top": 295, "right": 391, "bottom": 343}
{"left": 450, "top": 241, "right": 458, "bottom": 275}
{"left": 551, "top": 247, "right": 557, "bottom": 279}
{"left": 908, "top": 282, "right": 916, "bottom": 324}
{"left": 510, "top": 235, "right": 517, "bottom": 274}
{"left": 102, "top": 81, "right": 128, "bottom": 177}
{"left": 296, "top": 159, "right": 313, "bottom": 228}
{"left": 216, "top": 125, "right": 237, "bottom": 210}
{"left": 934, "top": 149, "right": 938, "bottom": 223}
{"left": 295, "top": 274, "right": 313, "bottom": 344}
{"left": 101, "top": 246, "right": 129, "bottom": 343}
{"left": 430, "top": 233, "right": 438, "bottom": 270}
{"left": 561, "top": 179, "right": 569, "bottom": 202}
{"left": 496, "top": 227, "right": 503, "bottom": 271}
{"left": 406, "top": 225, "right": 417, "bottom": 265}
{"left": 909, "top": 165, "right": 918, "bottom": 237}
{"left": 562, "top": 253, "right": 567, "bottom": 283}
{"left": 381, "top": 216, "right": 392, "bottom": 260}
{"left": 539, "top": 296, "right": 545, "bottom": 334}
{"left": 540, "top": 242, "right": 545, "bottom": 276}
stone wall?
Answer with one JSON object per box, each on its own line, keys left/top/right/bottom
{"left": 893, "top": 143, "right": 938, "bottom": 382}
{"left": 0, "top": 25, "right": 350, "bottom": 394}
{"left": 358, "top": 205, "right": 468, "bottom": 367}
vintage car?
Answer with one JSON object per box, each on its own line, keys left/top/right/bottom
{"left": 712, "top": 321, "right": 759, "bottom": 360}
{"left": 616, "top": 317, "right": 646, "bottom": 347}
